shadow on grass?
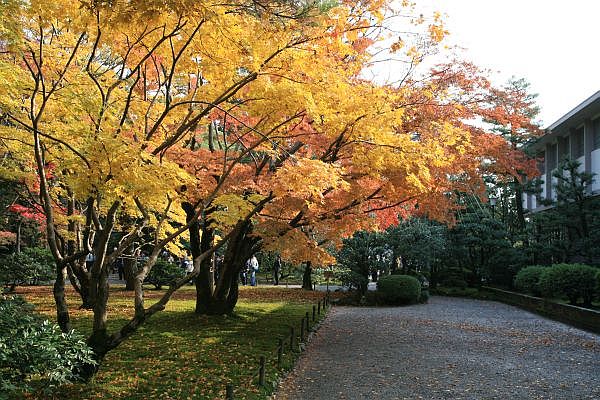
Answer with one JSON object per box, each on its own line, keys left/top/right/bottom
{"left": 49, "top": 299, "right": 322, "bottom": 400}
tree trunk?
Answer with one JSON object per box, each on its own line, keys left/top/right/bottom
{"left": 123, "top": 251, "right": 137, "bottom": 291}
{"left": 194, "top": 219, "right": 257, "bottom": 315}
{"left": 182, "top": 202, "right": 217, "bottom": 314}
{"left": 390, "top": 251, "right": 399, "bottom": 274}
{"left": 53, "top": 262, "right": 71, "bottom": 333}
{"left": 69, "top": 261, "right": 95, "bottom": 309}
{"left": 302, "top": 261, "right": 312, "bottom": 290}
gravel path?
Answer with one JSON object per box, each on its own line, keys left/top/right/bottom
{"left": 274, "top": 296, "right": 600, "bottom": 400}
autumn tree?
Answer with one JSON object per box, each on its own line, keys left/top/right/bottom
{"left": 184, "top": 42, "right": 547, "bottom": 313}
{"left": 0, "top": 0, "right": 373, "bottom": 376}
{"left": 482, "top": 78, "right": 543, "bottom": 234}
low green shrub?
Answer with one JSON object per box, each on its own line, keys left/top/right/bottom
{"left": 514, "top": 265, "right": 546, "bottom": 296}
{"left": 538, "top": 263, "right": 598, "bottom": 307}
{"left": 0, "top": 248, "right": 54, "bottom": 291}
{"left": 377, "top": 275, "right": 421, "bottom": 305}
{"left": 0, "top": 296, "right": 96, "bottom": 397}
{"left": 432, "top": 286, "right": 482, "bottom": 298}
{"left": 145, "top": 260, "right": 185, "bottom": 290}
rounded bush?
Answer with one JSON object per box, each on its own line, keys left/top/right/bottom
{"left": 377, "top": 275, "right": 421, "bottom": 305}
{"left": 514, "top": 265, "right": 546, "bottom": 296}
{"left": 144, "top": 260, "right": 185, "bottom": 289}
{"left": 539, "top": 263, "right": 598, "bottom": 307}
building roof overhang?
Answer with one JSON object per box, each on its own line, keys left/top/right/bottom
{"left": 531, "top": 90, "right": 600, "bottom": 151}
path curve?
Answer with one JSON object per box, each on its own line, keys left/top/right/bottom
{"left": 274, "top": 296, "right": 600, "bottom": 400}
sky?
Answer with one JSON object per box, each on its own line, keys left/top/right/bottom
{"left": 428, "top": 0, "right": 600, "bottom": 127}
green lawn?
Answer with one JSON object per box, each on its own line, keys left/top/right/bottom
{"left": 20, "top": 285, "right": 330, "bottom": 399}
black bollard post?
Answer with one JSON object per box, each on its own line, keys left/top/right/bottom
{"left": 318, "top": 300, "right": 321, "bottom": 315}
{"left": 305, "top": 311, "right": 310, "bottom": 331}
{"left": 290, "top": 326, "right": 295, "bottom": 351}
{"left": 277, "top": 338, "right": 284, "bottom": 368}
{"left": 258, "top": 356, "right": 266, "bottom": 387}
{"left": 300, "top": 316, "right": 305, "bottom": 342}
{"left": 226, "top": 384, "right": 234, "bottom": 400}
{"left": 312, "top": 305, "right": 316, "bottom": 321}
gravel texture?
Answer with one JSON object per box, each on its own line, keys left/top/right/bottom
{"left": 274, "top": 296, "right": 600, "bottom": 400}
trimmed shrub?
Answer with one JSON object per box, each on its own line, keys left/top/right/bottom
{"left": 539, "top": 264, "right": 599, "bottom": 307}
{"left": 514, "top": 265, "right": 546, "bottom": 296}
{"left": 144, "top": 260, "right": 185, "bottom": 289}
{"left": 438, "top": 267, "right": 468, "bottom": 289}
{"left": 0, "top": 296, "right": 96, "bottom": 397}
{"left": 0, "top": 248, "right": 54, "bottom": 291}
{"left": 377, "top": 275, "right": 421, "bottom": 305}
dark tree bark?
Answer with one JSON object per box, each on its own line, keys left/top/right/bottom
{"left": 514, "top": 178, "right": 526, "bottom": 233}
{"left": 182, "top": 202, "right": 216, "bottom": 314}
{"left": 68, "top": 261, "right": 95, "bottom": 309}
{"left": 302, "top": 261, "right": 312, "bottom": 290}
{"left": 186, "top": 201, "right": 259, "bottom": 315}
{"left": 123, "top": 245, "right": 137, "bottom": 291}
{"left": 53, "top": 262, "right": 71, "bottom": 332}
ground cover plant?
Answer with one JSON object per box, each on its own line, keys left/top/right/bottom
{"left": 18, "top": 285, "right": 332, "bottom": 399}
{"left": 0, "top": 296, "right": 95, "bottom": 397}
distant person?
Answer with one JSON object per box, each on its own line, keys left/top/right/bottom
{"left": 85, "top": 252, "right": 95, "bottom": 270}
{"left": 214, "top": 254, "right": 223, "bottom": 282}
{"left": 249, "top": 255, "right": 259, "bottom": 286}
{"left": 273, "top": 255, "right": 282, "bottom": 285}
{"left": 111, "top": 248, "right": 118, "bottom": 273}
{"left": 117, "top": 257, "right": 124, "bottom": 280}
{"left": 184, "top": 252, "right": 194, "bottom": 285}
{"left": 182, "top": 252, "right": 194, "bottom": 274}
{"left": 240, "top": 260, "right": 248, "bottom": 286}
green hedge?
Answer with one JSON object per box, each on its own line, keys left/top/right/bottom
{"left": 538, "top": 263, "right": 598, "bottom": 307}
{"left": 514, "top": 265, "right": 546, "bottom": 296}
{"left": 377, "top": 275, "right": 421, "bottom": 305}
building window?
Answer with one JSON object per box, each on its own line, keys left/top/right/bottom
{"left": 558, "top": 136, "right": 570, "bottom": 161}
{"left": 537, "top": 151, "right": 545, "bottom": 174}
{"left": 572, "top": 127, "right": 584, "bottom": 158}
{"left": 547, "top": 143, "right": 557, "bottom": 170}
{"left": 594, "top": 118, "right": 600, "bottom": 150}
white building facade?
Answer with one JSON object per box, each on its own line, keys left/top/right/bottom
{"left": 524, "top": 90, "right": 600, "bottom": 211}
